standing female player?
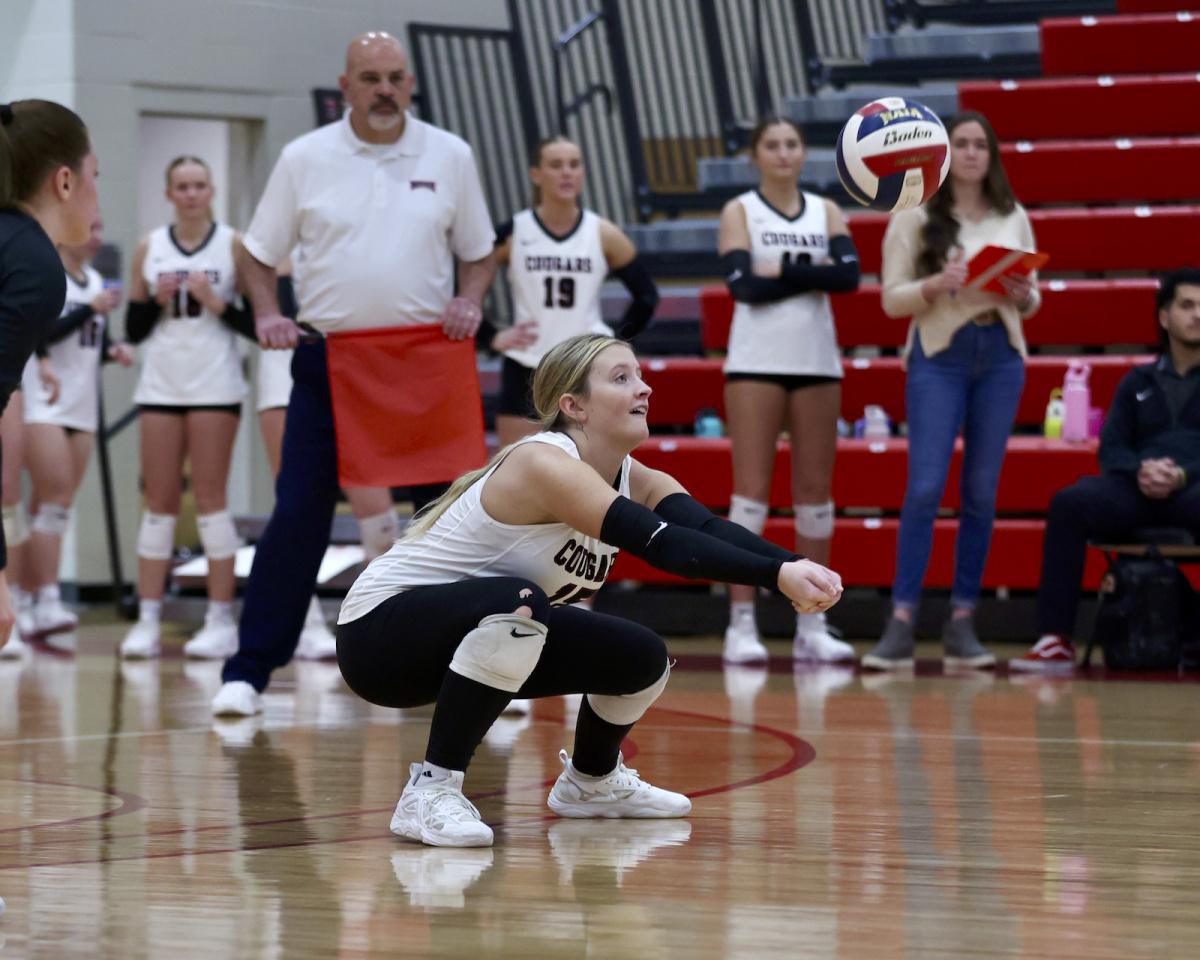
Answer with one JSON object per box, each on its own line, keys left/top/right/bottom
{"left": 335, "top": 334, "right": 843, "bottom": 847}
{"left": 717, "top": 116, "right": 861, "bottom": 664}
{"left": 486, "top": 136, "right": 659, "bottom": 446}
{"left": 255, "top": 257, "right": 399, "bottom": 659}
{"left": 0, "top": 99, "right": 98, "bottom": 654}
{"left": 120, "top": 155, "right": 254, "bottom": 660}
{"left": 17, "top": 218, "right": 133, "bottom": 639}
{"left": 863, "top": 111, "right": 1040, "bottom": 670}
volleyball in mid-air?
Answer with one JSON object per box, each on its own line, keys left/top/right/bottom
{"left": 835, "top": 97, "right": 950, "bottom": 212}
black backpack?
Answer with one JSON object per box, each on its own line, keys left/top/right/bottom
{"left": 1086, "top": 550, "right": 1196, "bottom": 671}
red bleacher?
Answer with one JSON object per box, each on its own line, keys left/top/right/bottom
{"left": 960, "top": 75, "right": 1200, "bottom": 141}
{"left": 700, "top": 280, "right": 1159, "bottom": 352}
{"left": 1118, "top": 0, "right": 1200, "bottom": 9}
{"left": 846, "top": 206, "right": 1200, "bottom": 275}
{"left": 640, "top": 355, "right": 1151, "bottom": 428}
{"left": 1041, "top": 13, "right": 1200, "bottom": 77}
{"left": 635, "top": 436, "right": 1099, "bottom": 512}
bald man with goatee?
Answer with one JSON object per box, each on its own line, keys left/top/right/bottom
{"left": 212, "top": 31, "right": 497, "bottom": 717}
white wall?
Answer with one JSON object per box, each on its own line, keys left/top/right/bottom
{"left": 3, "top": 0, "right": 510, "bottom": 586}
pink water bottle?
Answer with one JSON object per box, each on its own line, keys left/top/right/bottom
{"left": 1062, "top": 360, "right": 1091, "bottom": 442}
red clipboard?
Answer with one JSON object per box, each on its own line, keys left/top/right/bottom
{"left": 964, "top": 245, "right": 1049, "bottom": 295}
{"left": 325, "top": 324, "right": 487, "bottom": 488}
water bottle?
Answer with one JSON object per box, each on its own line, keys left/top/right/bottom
{"left": 693, "top": 408, "right": 723, "bottom": 438}
{"left": 1061, "top": 361, "right": 1091, "bottom": 442}
{"left": 1043, "top": 388, "right": 1065, "bottom": 439}
{"left": 862, "top": 404, "right": 891, "bottom": 439}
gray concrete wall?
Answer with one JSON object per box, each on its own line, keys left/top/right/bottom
{"left": 2, "top": 0, "right": 509, "bottom": 586}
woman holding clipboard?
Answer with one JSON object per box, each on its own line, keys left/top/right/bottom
{"left": 863, "top": 111, "right": 1043, "bottom": 671}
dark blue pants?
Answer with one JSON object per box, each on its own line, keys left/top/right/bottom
{"left": 224, "top": 339, "right": 340, "bottom": 690}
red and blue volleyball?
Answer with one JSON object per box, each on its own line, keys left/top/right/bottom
{"left": 836, "top": 97, "right": 950, "bottom": 212}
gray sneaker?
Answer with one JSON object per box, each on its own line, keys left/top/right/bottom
{"left": 862, "top": 618, "right": 915, "bottom": 671}
{"left": 942, "top": 617, "right": 996, "bottom": 669}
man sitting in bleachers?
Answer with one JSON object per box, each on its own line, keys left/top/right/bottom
{"left": 1011, "top": 268, "right": 1200, "bottom": 670}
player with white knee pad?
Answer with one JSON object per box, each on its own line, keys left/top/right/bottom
{"left": 335, "top": 335, "right": 843, "bottom": 846}
{"left": 718, "top": 116, "right": 860, "bottom": 664}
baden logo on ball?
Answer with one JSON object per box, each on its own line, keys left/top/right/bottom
{"left": 836, "top": 97, "right": 950, "bottom": 212}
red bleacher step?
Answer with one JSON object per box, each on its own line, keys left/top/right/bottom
{"left": 641, "top": 355, "right": 1151, "bottom": 428}
{"left": 635, "top": 436, "right": 1100, "bottom": 513}
{"left": 846, "top": 206, "right": 1200, "bottom": 275}
{"left": 700, "top": 280, "right": 1158, "bottom": 352}
{"left": 959, "top": 75, "right": 1200, "bottom": 141}
{"left": 1041, "top": 13, "right": 1200, "bottom": 77}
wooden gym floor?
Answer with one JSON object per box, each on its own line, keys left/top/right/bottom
{"left": 1, "top": 617, "right": 1198, "bottom": 959}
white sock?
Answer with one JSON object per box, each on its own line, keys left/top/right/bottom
{"left": 796, "top": 611, "right": 827, "bottom": 634}
{"left": 138, "top": 598, "right": 162, "bottom": 624}
{"left": 730, "top": 601, "right": 755, "bottom": 623}
{"left": 12, "top": 587, "right": 32, "bottom": 608}
{"left": 419, "top": 761, "right": 455, "bottom": 783}
{"left": 37, "top": 584, "right": 62, "bottom": 604}
{"left": 206, "top": 600, "right": 234, "bottom": 625}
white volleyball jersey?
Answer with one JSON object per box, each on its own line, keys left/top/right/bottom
{"left": 133, "top": 223, "right": 248, "bottom": 405}
{"left": 338, "top": 431, "right": 630, "bottom": 623}
{"left": 256, "top": 347, "right": 294, "bottom": 412}
{"left": 503, "top": 208, "right": 611, "bottom": 369}
{"left": 22, "top": 265, "right": 106, "bottom": 431}
{"left": 724, "top": 190, "right": 843, "bottom": 377}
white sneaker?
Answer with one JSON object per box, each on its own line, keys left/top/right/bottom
{"left": 14, "top": 591, "right": 37, "bottom": 638}
{"left": 391, "top": 847, "right": 495, "bottom": 908}
{"left": 33, "top": 596, "right": 77, "bottom": 634}
{"left": 0, "top": 633, "right": 30, "bottom": 659}
{"left": 722, "top": 618, "right": 769, "bottom": 664}
{"left": 547, "top": 749, "right": 692, "bottom": 819}
{"left": 390, "top": 763, "right": 494, "bottom": 848}
{"left": 211, "top": 680, "right": 263, "bottom": 717}
{"left": 295, "top": 597, "right": 337, "bottom": 660}
{"left": 183, "top": 619, "right": 239, "bottom": 660}
{"left": 501, "top": 698, "right": 531, "bottom": 716}
{"left": 793, "top": 612, "right": 856, "bottom": 662}
{"left": 120, "top": 620, "right": 161, "bottom": 659}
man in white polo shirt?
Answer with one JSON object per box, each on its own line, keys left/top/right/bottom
{"left": 212, "top": 31, "right": 496, "bottom": 716}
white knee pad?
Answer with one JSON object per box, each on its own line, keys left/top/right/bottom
{"left": 729, "top": 495, "right": 768, "bottom": 536}
{"left": 358, "top": 508, "right": 399, "bottom": 561}
{"left": 32, "top": 503, "right": 71, "bottom": 537}
{"left": 2, "top": 504, "right": 30, "bottom": 548}
{"left": 198, "top": 510, "right": 241, "bottom": 560}
{"left": 794, "top": 501, "right": 834, "bottom": 540}
{"left": 588, "top": 662, "right": 671, "bottom": 726}
{"left": 137, "top": 512, "right": 177, "bottom": 560}
{"left": 449, "top": 613, "right": 548, "bottom": 693}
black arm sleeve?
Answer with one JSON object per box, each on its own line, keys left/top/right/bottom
{"left": 653, "top": 492, "right": 801, "bottom": 563}
{"left": 611, "top": 257, "right": 659, "bottom": 340}
{"left": 42, "top": 304, "right": 94, "bottom": 348}
{"left": 779, "top": 234, "right": 861, "bottom": 293}
{"left": 600, "top": 495, "right": 784, "bottom": 590}
{"left": 124, "top": 300, "right": 162, "bottom": 345}
{"left": 219, "top": 300, "right": 258, "bottom": 341}
{"left": 99, "top": 325, "right": 115, "bottom": 364}
{"left": 722, "top": 250, "right": 797, "bottom": 305}
{"left": 276, "top": 275, "right": 298, "bottom": 320}
{"left": 476, "top": 317, "right": 499, "bottom": 354}
{"left": 494, "top": 219, "right": 514, "bottom": 247}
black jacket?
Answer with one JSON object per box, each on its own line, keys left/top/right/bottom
{"left": 1099, "top": 359, "right": 1200, "bottom": 486}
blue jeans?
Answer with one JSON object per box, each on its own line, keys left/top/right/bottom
{"left": 892, "top": 322, "right": 1025, "bottom": 610}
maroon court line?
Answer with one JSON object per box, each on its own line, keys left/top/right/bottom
{"left": 0, "top": 778, "right": 147, "bottom": 835}
{"left": 1, "top": 707, "right": 814, "bottom": 870}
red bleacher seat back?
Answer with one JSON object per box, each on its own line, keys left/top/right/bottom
{"left": 1041, "top": 14, "right": 1200, "bottom": 77}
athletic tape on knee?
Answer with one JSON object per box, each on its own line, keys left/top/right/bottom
{"left": 449, "top": 613, "right": 548, "bottom": 693}
{"left": 587, "top": 662, "right": 671, "bottom": 726}
{"left": 1, "top": 504, "right": 29, "bottom": 547}
{"left": 198, "top": 510, "right": 241, "bottom": 560}
{"left": 136, "top": 512, "right": 176, "bottom": 560}
{"left": 32, "top": 503, "right": 71, "bottom": 537}
{"left": 728, "top": 495, "right": 768, "bottom": 536}
{"left": 794, "top": 501, "right": 834, "bottom": 539}
{"left": 358, "top": 508, "right": 399, "bottom": 561}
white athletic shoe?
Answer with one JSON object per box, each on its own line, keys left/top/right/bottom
{"left": 211, "top": 680, "right": 263, "bottom": 717}
{"left": 792, "top": 612, "right": 856, "bottom": 662}
{"left": 33, "top": 595, "right": 77, "bottom": 635}
{"left": 391, "top": 847, "right": 495, "bottom": 909}
{"left": 0, "top": 633, "right": 30, "bottom": 659}
{"left": 295, "top": 599, "right": 338, "bottom": 661}
{"left": 390, "top": 763, "right": 494, "bottom": 848}
{"left": 14, "top": 591, "right": 37, "bottom": 638}
{"left": 184, "top": 619, "right": 239, "bottom": 660}
{"left": 547, "top": 749, "right": 692, "bottom": 819}
{"left": 501, "top": 698, "right": 531, "bottom": 716}
{"left": 722, "top": 617, "right": 769, "bottom": 664}
{"left": 120, "top": 620, "right": 161, "bottom": 659}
